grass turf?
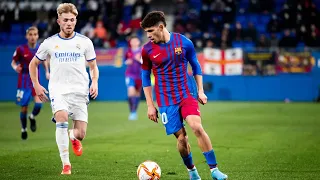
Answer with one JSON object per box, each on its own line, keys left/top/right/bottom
{"left": 0, "top": 101, "right": 319, "bottom": 180}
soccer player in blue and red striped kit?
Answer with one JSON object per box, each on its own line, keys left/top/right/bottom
{"left": 11, "top": 26, "right": 49, "bottom": 140}
{"left": 140, "top": 11, "right": 228, "bottom": 180}
{"left": 125, "top": 36, "right": 142, "bottom": 120}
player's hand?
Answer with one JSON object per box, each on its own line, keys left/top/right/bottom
{"left": 198, "top": 91, "right": 208, "bottom": 105}
{"left": 125, "top": 59, "right": 133, "bottom": 65}
{"left": 134, "top": 53, "right": 141, "bottom": 61}
{"left": 15, "top": 64, "right": 22, "bottom": 73}
{"left": 34, "top": 84, "right": 49, "bottom": 102}
{"left": 90, "top": 81, "right": 98, "bottom": 99}
{"left": 45, "top": 72, "right": 50, "bottom": 80}
{"left": 147, "top": 106, "right": 158, "bottom": 123}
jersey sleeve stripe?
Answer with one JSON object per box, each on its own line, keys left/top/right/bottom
{"left": 87, "top": 57, "right": 96, "bottom": 61}
{"left": 35, "top": 55, "right": 45, "bottom": 61}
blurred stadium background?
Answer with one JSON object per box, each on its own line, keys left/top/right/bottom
{"left": 0, "top": 0, "right": 319, "bottom": 101}
{"left": 0, "top": 0, "right": 320, "bottom": 180}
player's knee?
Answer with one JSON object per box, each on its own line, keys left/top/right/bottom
{"left": 128, "top": 87, "right": 136, "bottom": 96}
{"left": 54, "top": 111, "right": 68, "bottom": 122}
{"left": 191, "top": 123, "right": 205, "bottom": 137}
{"left": 177, "top": 134, "right": 188, "bottom": 147}
{"left": 77, "top": 129, "right": 86, "bottom": 140}
{"left": 21, "top": 107, "right": 28, "bottom": 113}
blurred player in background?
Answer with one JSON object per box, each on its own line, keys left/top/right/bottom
{"left": 140, "top": 11, "right": 228, "bottom": 180}
{"left": 124, "top": 36, "right": 142, "bottom": 120}
{"left": 11, "top": 26, "right": 49, "bottom": 140}
{"left": 29, "top": 3, "right": 99, "bottom": 175}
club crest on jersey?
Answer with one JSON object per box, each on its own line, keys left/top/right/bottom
{"left": 55, "top": 45, "right": 59, "bottom": 49}
{"left": 76, "top": 44, "right": 81, "bottom": 50}
{"left": 175, "top": 47, "right": 182, "bottom": 55}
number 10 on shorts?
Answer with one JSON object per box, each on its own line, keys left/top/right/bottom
{"left": 161, "top": 112, "right": 168, "bottom": 125}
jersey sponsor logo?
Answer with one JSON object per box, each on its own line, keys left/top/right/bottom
{"left": 175, "top": 47, "right": 182, "bottom": 55}
{"left": 55, "top": 52, "right": 81, "bottom": 63}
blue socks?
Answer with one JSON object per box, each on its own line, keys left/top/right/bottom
{"left": 133, "top": 96, "right": 140, "bottom": 112}
{"left": 20, "top": 112, "right": 27, "bottom": 130}
{"left": 203, "top": 150, "right": 217, "bottom": 169}
{"left": 182, "top": 153, "right": 195, "bottom": 169}
{"left": 128, "top": 96, "right": 140, "bottom": 113}
{"left": 31, "top": 103, "right": 42, "bottom": 117}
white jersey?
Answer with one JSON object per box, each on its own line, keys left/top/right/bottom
{"left": 35, "top": 32, "right": 96, "bottom": 96}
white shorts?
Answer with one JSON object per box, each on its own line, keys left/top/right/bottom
{"left": 50, "top": 93, "right": 89, "bottom": 123}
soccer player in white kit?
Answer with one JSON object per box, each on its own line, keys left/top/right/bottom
{"left": 29, "top": 3, "right": 99, "bottom": 175}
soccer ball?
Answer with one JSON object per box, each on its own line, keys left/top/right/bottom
{"left": 137, "top": 160, "right": 161, "bottom": 180}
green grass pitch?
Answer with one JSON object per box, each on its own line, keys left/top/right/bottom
{"left": 0, "top": 101, "right": 319, "bottom": 180}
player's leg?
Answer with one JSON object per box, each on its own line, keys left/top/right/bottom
{"left": 29, "top": 93, "right": 43, "bottom": 132}
{"left": 55, "top": 110, "right": 72, "bottom": 174}
{"left": 132, "top": 79, "right": 142, "bottom": 116}
{"left": 181, "top": 97, "right": 227, "bottom": 180}
{"left": 16, "top": 88, "right": 32, "bottom": 140}
{"left": 159, "top": 105, "right": 201, "bottom": 180}
{"left": 20, "top": 106, "right": 28, "bottom": 140}
{"left": 50, "top": 95, "right": 71, "bottom": 174}
{"left": 68, "top": 94, "right": 89, "bottom": 156}
{"left": 69, "top": 120, "right": 86, "bottom": 156}
{"left": 126, "top": 77, "right": 138, "bottom": 120}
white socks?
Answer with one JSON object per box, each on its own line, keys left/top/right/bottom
{"left": 29, "top": 114, "right": 34, "bottom": 119}
{"left": 56, "top": 122, "right": 70, "bottom": 165}
{"left": 69, "top": 129, "right": 76, "bottom": 140}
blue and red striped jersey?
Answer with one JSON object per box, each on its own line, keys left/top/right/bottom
{"left": 12, "top": 44, "right": 39, "bottom": 89}
{"left": 141, "top": 33, "right": 202, "bottom": 107}
{"left": 125, "top": 47, "right": 142, "bottom": 80}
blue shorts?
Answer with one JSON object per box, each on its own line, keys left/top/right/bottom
{"left": 159, "top": 97, "right": 201, "bottom": 135}
{"left": 125, "top": 77, "right": 142, "bottom": 90}
{"left": 16, "top": 88, "right": 33, "bottom": 106}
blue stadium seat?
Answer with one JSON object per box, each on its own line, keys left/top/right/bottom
{"left": 296, "top": 42, "right": 305, "bottom": 51}
{"left": 23, "top": 23, "right": 33, "bottom": 32}
{"left": 0, "top": 32, "right": 8, "bottom": 41}
{"left": 260, "top": 15, "right": 271, "bottom": 24}
{"left": 117, "top": 40, "right": 128, "bottom": 48}
{"left": 243, "top": 41, "right": 255, "bottom": 51}
{"left": 232, "top": 41, "right": 243, "bottom": 48}
{"left": 236, "top": 15, "right": 246, "bottom": 24}
{"left": 8, "top": 34, "right": 25, "bottom": 45}
{"left": 256, "top": 24, "right": 267, "bottom": 33}
{"left": 248, "top": 14, "right": 259, "bottom": 24}
{"left": 11, "top": 24, "right": 23, "bottom": 33}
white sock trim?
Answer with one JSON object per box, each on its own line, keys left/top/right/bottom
{"left": 29, "top": 114, "right": 35, "bottom": 119}
{"left": 69, "top": 129, "right": 76, "bottom": 140}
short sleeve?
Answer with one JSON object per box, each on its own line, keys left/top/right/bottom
{"left": 12, "top": 47, "right": 21, "bottom": 62}
{"left": 85, "top": 39, "right": 96, "bottom": 61}
{"left": 141, "top": 47, "right": 152, "bottom": 70}
{"left": 35, "top": 40, "right": 49, "bottom": 61}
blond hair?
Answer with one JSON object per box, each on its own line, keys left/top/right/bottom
{"left": 26, "top": 26, "right": 38, "bottom": 34}
{"left": 57, "top": 3, "right": 78, "bottom": 17}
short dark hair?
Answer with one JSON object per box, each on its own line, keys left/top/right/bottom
{"left": 140, "top": 11, "right": 166, "bottom": 29}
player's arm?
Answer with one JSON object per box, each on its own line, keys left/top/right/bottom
{"left": 88, "top": 60, "right": 99, "bottom": 84}
{"left": 186, "top": 39, "right": 207, "bottom": 105}
{"left": 141, "top": 48, "right": 158, "bottom": 122}
{"left": 11, "top": 47, "right": 22, "bottom": 73}
{"left": 124, "top": 51, "right": 133, "bottom": 65}
{"left": 29, "top": 40, "right": 49, "bottom": 102}
{"left": 43, "top": 55, "right": 50, "bottom": 80}
{"left": 86, "top": 39, "right": 99, "bottom": 99}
